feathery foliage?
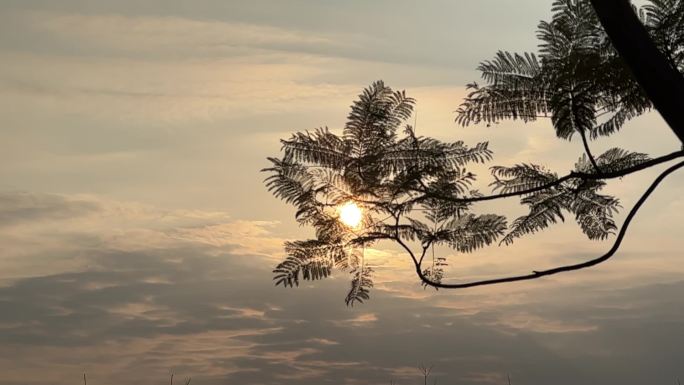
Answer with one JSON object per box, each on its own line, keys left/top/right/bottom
{"left": 264, "top": 0, "right": 684, "bottom": 297}
{"left": 264, "top": 81, "right": 505, "bottom": 304}
{"left": 455, "top": 0, "right": 684, "bottom": 144}
{"left": 264, "top": 79, "right": 660, "bottom": 301}
{"left": 494, "top": 147, "right": 650, "bottom": 245}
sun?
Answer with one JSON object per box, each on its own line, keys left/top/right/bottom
{"left": 338, "top": 201, "right": 363, "bottom": 229}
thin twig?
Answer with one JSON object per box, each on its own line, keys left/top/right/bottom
{"left": 415, "top": 150, "right": 683, "bottom": 205}
{"left": 579, "top": 127, "right": 601, "bottom": 172}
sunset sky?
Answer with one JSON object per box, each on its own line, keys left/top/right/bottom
{"left": 1, "top": 1, "right": 683, "bottom": 384}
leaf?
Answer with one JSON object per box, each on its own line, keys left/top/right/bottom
{"left": 575, "top": 148, "right": 650, "bottom": 173}
{"left": 479, "top": 51, "right": 542, "bottom": 86}
{"left": 442, "top": 214, "right": 508, "bottom": 252}
{"left": 570, "top": 189, "right": 620, "bottom": 240}
{"left": 490, "top": 163, "right": 558, "bottom": 194}
{"left": 262, "top": 157, "right": 313, "bottom": 205}
{"left": 345, "top": 266, "right": 373, "bottom": 306}
{"left": 500, "top": 188, "right": 571, "bottom": 245}
{"left": 421, "top": 266, "right": 445, "bottom": 289}
{"left": 344, "top": 80, "right": 415, "bottom": 156}
{"left": 549, "top": 81, "right": 598, "bottom": 140}
{"left": 281, "top": 127, "right": 350, "bottom": 168}
{"left": 273, "top": 257, "right": 333, "bottom": 288}
{"left": 456, "top": 83, "right": 550, "bottom": 127}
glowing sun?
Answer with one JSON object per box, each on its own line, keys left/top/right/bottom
{"left": 338, "top": 201, "right": 363, "bottom": 228}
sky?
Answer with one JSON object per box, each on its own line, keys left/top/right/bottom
{"left": 1, "top": 1, "right": 683, "bottom": 384}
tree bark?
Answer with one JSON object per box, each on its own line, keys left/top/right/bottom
{"left": 590, "top": 0, "right": 684, "bottom": 144}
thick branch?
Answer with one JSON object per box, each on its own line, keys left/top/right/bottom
{"left": 414, "top": 161, "right": 684, "bottom": 289}
{"left": 590, "top": 0, "right": 684, "bottom": 143}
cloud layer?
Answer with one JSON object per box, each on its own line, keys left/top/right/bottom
{"left": 1, "top": 188, "right": 684, "bottom": 385}
{"left": 2, "top": 1, "right": 684, "bottom": 384}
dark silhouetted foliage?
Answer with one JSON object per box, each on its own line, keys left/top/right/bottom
{"left": 264, "top": 0, "right": 684, "bottom": 302}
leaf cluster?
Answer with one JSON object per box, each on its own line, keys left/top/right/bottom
{"left": 456, "top": 0, "right": 684, "bottom": 141}
{"left": 264, "top": 81, "right": 503, "bottom": 304}
{"left": 264, "top": 0, "right": 681, "bottom": 300}
{"left": 496, "top": 148, "right": 650, "bottom": 245}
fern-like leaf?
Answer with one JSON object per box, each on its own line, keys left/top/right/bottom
{"left": 345, "top": 266, "right": 373, "bottom": 306}
{"left": 500, "top": 188, "right": 571, "bottom": 245}
{"left": 490, "top": 163, "right": 558, "bottom": 194}
{"left": 442, "top": 214, "right": 508, "bottom": 252}
{"left": 479, "top": 51, "right": 542, "bottom": 86}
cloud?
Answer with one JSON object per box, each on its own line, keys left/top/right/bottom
{"left": 1, "top": 190, "right": 684, "bottom": 384}
{"left": 330, "top": 313, "right": 378, "bottom": 328}
{"left": 0, "top": 192, "right": 283, "bottom": 277}
{"left": 1, "top": 4, "right": 534, "bottom": 70}
{"left": 488, "top": 312, "right": 598, "bottom": 334}
{"left": 0, "top": 191, "right": 101, "bottom": 226}
{"left": 26, "top": 11, "right": 348, "bottom": 57}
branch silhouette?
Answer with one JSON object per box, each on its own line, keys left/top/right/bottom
{"left": 315, "top": 150, "right": 684, "bottom": 210}
{"left": 264, "top": 0, "right": 684, "bottom": 303}
{"left": 413, "top": 161, "right": 684, "bottom": 289}
{"left": 414, "top": 150, "right": 684, "bottom": 204}
{"left": 590, "top": 0, "right": 684, "bottom": 142}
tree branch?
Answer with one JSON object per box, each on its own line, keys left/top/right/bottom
{"left": 416, "top": 150, "right": 684, "bottom": 204}
{"left": 579, "top": 127, "right": 600, "bottom": 172}
{"left": 392, "top": 214, "right": 421, "bottom": 267}
{"left": 590, "top": 0, "right": 684, "bottom": 144}
{"left": 414, "top": 160, "right": 684, "bottom": 289}
{"left": 323, "top": 150, "right": 683, "bottom": 212}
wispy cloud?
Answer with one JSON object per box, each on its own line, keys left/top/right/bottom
{"left": 14, "top": 10, "right": 363, "bottom": 58}
{"left": 1, "top": 190, "right": 684, "bottom": 384}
